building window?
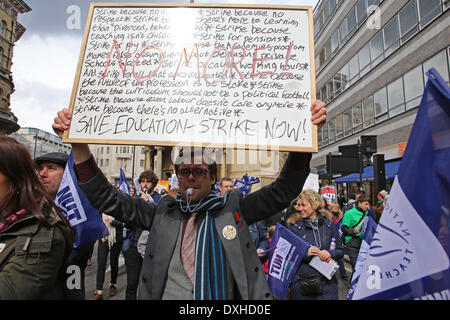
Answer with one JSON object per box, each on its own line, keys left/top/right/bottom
{"left": 340, "top": 63, "right": 349, "bottom": 90}
{"left": 328, "top": 118, "right": 336, "bottom": 143}
{"left": 359, "top": 42, "right": 371, "bottom": 77}
{"left": 343, "top": 109, "right": 353, "bottom": 137}
{"left": 387, "top": 77, "right": 405, "bottom": 117}
{"left": 347, "top": 7, "right": 357, "bottom": 37}
{"left": 399, "top": 0, "right": 419, "bottom": 44}
{"left": 370, "top": 30, "right": 384, "bottom": 67}
{"left": 367, "top": 0, "right": 380, "bottom": 8}
{"left": 0, "top": 47, "right": 3, "bottom": 66}
{"left": 356, "top": 0, "right": 368, "bottom": 26}
{"left": 320, "top": 86, "right": 327, "bottom": 103}
{"left": 322, "top": 123, "right": 329, "bottom": 145}
{"left": 374, "top": 87, "right": 388, "bottom": 123}
{"left": 352, "top": 103, "right": 363, "bottom": 132}
{"left": 403, "top": 64, "right": 424, "bottom": 110}
{"left": 331, "top": 29, "right": 339, "bottom": 54}
{"left": 333, "top": 72, "right": 342, "bottom": 96}
{"left": 140, "top": 160, "right": 145, "bottom": 167}
{"left": 444, "top": 0, "right": 450, "bottom": 10}
{"left": 0, "top": 20, "right": 6, "bottom": 37}
{"left": 349, "top": 55, "right": 359, "bottom": 85}
{"left": 339, "top": 18, "right": 348, "bottom": 45}
{"left": 314, "top": 20, "right": 320, "bottom": 38}
{"left": 105, "top": 159, "right": 110, "bottom": 167}
{"left": 335, "top": 114, "right": 344, "bottom": 140}
{"left": 318, "top": 126, "right": 323, "bottom": 148}
{"left": 423, "top": 49, "right": 449, "bottom": 83}
{"left": 329, "top": 0, "right": 337, "bottom": 14}
{"left": 326, "top": 80, "right": 334, "bottom": 101}
{"left": 417, "top": 0, "right": 441, "bottom": 28}
{"left": 383, "top": 16, "right": 400, "bottom": 56}
{"left": 362, "top": 96, "right": 375, "bottom": 128}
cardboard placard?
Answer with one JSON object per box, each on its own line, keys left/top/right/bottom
{"left": 65, "top": 3, "right": 317, "bottom": 152}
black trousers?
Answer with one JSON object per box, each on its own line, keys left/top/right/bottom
{"left": 346, "top": 245, "right": 360, "bottom": 272}
{"left": 96, "top": 232, "right": 123, "bottom": 291}
{"left": 124, "top": 246, "right": 143, "bottom": 300}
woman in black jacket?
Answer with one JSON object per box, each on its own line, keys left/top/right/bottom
{"left": 287, "top": 190, "right": 344, "bottom": 300}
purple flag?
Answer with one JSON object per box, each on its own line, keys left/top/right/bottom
{"left": 267, "top": 223, "right": 310, "bottom": 299}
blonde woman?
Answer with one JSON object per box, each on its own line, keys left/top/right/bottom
{"left": 329, "top": 202, "right": 343, "bottom": 225}
{"left": 287, "top": 190, "right": 344, "bottom": 300}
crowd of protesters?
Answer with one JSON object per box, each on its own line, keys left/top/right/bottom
{"left": 0, "top": 97, "right": 390, "bottom": 300}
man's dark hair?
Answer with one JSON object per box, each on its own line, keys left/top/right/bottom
{"left": 348, "top": 193, "right": 356, "bottom": 200}
{"left": 220, "top": 177, "right": 233, "bottom": 186}
{"left": 174, "top": 147, "right": 217, "bottom": 185}
{"left": 357, "top": 194, "right": 370, "bottom": 203}
{"left": 138, "top": 170, "right": 159, "bottom": 186}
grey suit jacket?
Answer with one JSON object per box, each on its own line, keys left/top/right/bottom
{"left": 79, "top": 161, "right": 309, "bottom": 299}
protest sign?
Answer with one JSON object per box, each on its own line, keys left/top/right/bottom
{"left": 302, "top": 172, "right": 319, "bottom": 192}
{"left": 64, "top": 3, "right": 316, "bottom": 152}
{"left": 320, "top": 185, "right": 336, "bottom": 203}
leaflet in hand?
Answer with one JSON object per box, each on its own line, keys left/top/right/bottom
{"left": 309, "top": 256, "right": 338, "bottom": 280}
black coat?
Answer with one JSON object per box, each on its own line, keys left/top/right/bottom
{"left": 288, "top": 214, "right": 344, "bottom": 300}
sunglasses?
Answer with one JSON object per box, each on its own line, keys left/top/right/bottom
{"left": 177, "top": 167, "right": 208, "bottom": 179}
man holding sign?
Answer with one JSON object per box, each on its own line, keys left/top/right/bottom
{"left": 52, "top": 100, "right": 325, "bottom": 300}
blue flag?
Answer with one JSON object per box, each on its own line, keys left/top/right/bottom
{"left": 119, "top": 168, "right": 130, "bottom": 195}
{"left": 233, "top": 173, "right": 260, "bottom": 196}
{"left": 55, "top": 152, "right": 108, "bottom": 248}
{"left": 347, "top": 215, "right": 378, "bottom": 299}
{"left": 351, "top": 68, "right": 450, "bottom": 300}
{"left": 267, "top": 223, "right": 310, "bottom": 299}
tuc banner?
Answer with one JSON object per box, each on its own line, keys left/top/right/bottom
{"left": 267, "top": 223, "right": 309, "bottom": 299}
{"left": 64, "top": 3, "right": 317, "bottom": 152}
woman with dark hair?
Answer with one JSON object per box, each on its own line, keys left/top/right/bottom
{"left": 0, "top": 136, "right": 74, "bottom": 299}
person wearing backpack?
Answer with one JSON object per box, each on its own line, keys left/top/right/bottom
{"left": 341, "top": 194, "right": 371, "bottom": 274}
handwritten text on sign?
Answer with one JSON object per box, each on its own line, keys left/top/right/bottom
{"left": 68, "top": 5, "right": 315, "bottom": 151}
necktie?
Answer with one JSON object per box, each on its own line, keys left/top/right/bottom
{"left": 181, "top": 212, "right": 197, "bottom": 283}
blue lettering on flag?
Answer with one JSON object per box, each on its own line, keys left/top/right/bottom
{"left": 55, "top": 152, "right": 108, "bottom": 248}
{"left": 56, "top": 172, "right": 86, "bottom": 226}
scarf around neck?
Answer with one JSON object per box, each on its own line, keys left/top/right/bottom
{"left": 176, "top": 190, "right": 229, "bottom": 300}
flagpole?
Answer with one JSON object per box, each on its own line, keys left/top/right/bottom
{"left": 358, "top": 139, "right": 363, "bottom": 191}
{"left": 132, "top": 145, "right": 136, "bottom": 181}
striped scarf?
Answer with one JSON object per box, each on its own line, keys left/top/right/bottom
{"left": 177, "top": 191, "right": 228, "bottom": 300}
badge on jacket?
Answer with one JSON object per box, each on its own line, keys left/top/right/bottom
{"left": 222, "top": 225, "right": 237, "bottom": 240}
{"left": 0, "top": 243, "right": 5, "bottom": 253}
